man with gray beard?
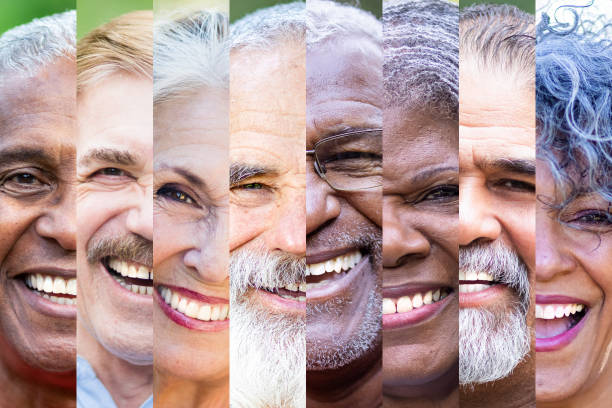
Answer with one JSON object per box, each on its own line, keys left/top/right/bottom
{"left": 458, "top": 4, "right": 536, "bottom": 408}
{"left": 229, "top": 3, "right": 307, "bottom": 407}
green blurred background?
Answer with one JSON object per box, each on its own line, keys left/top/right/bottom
{"left": 77, "top": 0, "right": 152, "bottom": 38}
{"left": 0, "top": 0, "right": 75, "bottom": 36}
{"left": 461, "top": 0, "right": 534, "bottom": 13}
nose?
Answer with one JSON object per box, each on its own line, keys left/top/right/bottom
{"left": 459, "top": 182, "right": 502, "bottom": 246}
{"left": 126, "top": 183, "right": 153, "bottom": 241}
{"left": 183, "top": 210, "right": 229, "bottom": 283}
{"left": 306, "top": 160, "right": 341, "bottom": 235}
{"left": 536, "top": 214, "right": 576, "bottom": 281}
{"left": 383, "top": 204, "right": 430, "bottom": 268}
{"left": 35, "top": 186, "right": 76, "bottom": 251}
{"left": 266, "top": 185, "right": 306, "bottom": 257}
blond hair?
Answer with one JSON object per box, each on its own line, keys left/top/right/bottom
{"left": 77, "top": 10, "right": 152, "bottom": 94}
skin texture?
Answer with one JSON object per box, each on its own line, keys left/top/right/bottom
{"left": 459, "top": 64, "right": 536, "bottom": 408}
{"left": 382, "top": 108, "right": 459, "bottom": 408}
{"left": 77, "top": 75, "right": 153, "bottom": 407}
{"left": 0, "top": 60, "right": 76, "bottom": 408}
{"left": 153, "top": 88, "right": 229, "bottom": 407}
{"left": 536, "top": 163, "right": 612, "bottom": 407}
{"left": 306, "top": 38, "right": 382, "bottom": 407}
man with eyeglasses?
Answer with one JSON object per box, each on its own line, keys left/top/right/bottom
{"left": 306, "top": 2, "right": 383, "bottom": 407}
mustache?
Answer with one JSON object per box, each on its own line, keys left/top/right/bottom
{"left": 230, "top": 247, "right": 305, "bottom": 296}
{"left": 307, "top": 225, "right": 382, "bottom": 266}
{"left": 459, "top": 241, "right": 530, "bottom": 311}
{"left": 87, "top": 234, "right": 153, "bottom": 266}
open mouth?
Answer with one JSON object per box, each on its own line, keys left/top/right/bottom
{"left": 102, "top": 257, "right": 153, "bottom": 295}
{"left": 458, "top": 270, "right": 498, "bottom": 293}
{"left": 306, "top": 250, "right": 361, "bottom": 291}
{"left": 536, "top": 303, "right": 587, "bottom": 338}
{"left": 157, "top": 285, "right": 228, "bottom": 322}
{"left": 383, "top": 287, "right": 452, "bottom": 315}
{"left": 23, "top": 273, "right": 77, "bottom": 305}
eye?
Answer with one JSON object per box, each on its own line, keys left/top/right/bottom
{"left": 93, "top": 168, "right": 126, "bottom": 177}
{"left": 240, "top": 183, "right": 264, "bottom": 190}
{"left": 494, "top": 179, "right": 535, "bottom": 193}
{"left": 1, "top": 170, "right": 49, "bottom": 195}
{"left": 9, "top": 173, "right": 43, "bottom": 185}
{"left": 572, "top": 211, "right": 612, "bottom": 226}
{"left": 421, "top": 184, "right": 458, "bottom": 202}
{"left": 157, "top": 185, "right": 196, "bottom": 205}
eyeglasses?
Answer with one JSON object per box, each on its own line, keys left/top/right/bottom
{"left": 306, "top": 129, "right": 382, "bottom": 192}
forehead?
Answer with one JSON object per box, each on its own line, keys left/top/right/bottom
{"left": 78, "top": 74, "right": 152, "bottom": 152}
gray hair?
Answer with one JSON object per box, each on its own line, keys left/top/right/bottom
{"left": 384, "top": 0, "right": 458, "bottom": 119}
{"left": 460, "top": 4, "right": 535, "bottom": 87}
{"left": 230, "top": 2, "right": 305, "bottom": 51}
{"left": 154, "top": 10, "right": 228, "bottom": 105}
{"left": 0, "top": 10, "right": 75, "bottom": 78}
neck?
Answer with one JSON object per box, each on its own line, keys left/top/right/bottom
{"left": 0, "top": 335, "right": 75, "bottom": 408}
{"left": 460, "top": 352, "right": 535, "bottom": 408}
{"left": 78, "top": 321, "right": 152, "bottom": 408}
{"left": 154, "top": 369, "right": 229, "bottom": 408}
{"left": 307, "top": 342, "right": 382, "bottom": 407}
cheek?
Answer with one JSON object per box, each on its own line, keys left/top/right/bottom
{"left": 229, "top": 204, "right": 270, "bottom": 250}
{"left": 0, "top": 201, "right": 42, "bottom": 262}
{"left": 502, "top": 200, "right": 536, "bottom": 268}
{"left": 153, "top": 215, "right": 194, "bottom": 267}
{"left": 347, "top": 192, "right": 382, "bottom": 226}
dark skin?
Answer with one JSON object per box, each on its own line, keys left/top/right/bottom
{"left": 306, "top": 38, "right": 382, "bottom": 407}
{"left": 382, "top": 107, "right": 459, "bottom": 408}
{"left": 0, "top": 60, "right": 76, "bottom": 407}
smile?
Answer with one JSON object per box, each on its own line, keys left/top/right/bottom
{"left": 458, "top": 270, "right": 497, "bottom": 293}
{"left": 306, "top": 250, "right": 361, "bottom": 291}
{"left": 383, "top": 288, "right": 451, "bottom": 315}
{"left": 535, "top": 296, "right": 589, "bottom": 352}
{"left": 382, "top": 285, "right": 454, "bottom": 329}
{"left": 156, "top": 285, "right": 229, "bottom": 331}
{"left": 103, "top": 257, "right": 153, "bottom": 295}
{"left": 23, "top": 273, "right": 77, "bottom": 305}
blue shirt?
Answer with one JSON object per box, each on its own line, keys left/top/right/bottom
{"left": 77, "top": 356, "right": 153, "bottom": 408}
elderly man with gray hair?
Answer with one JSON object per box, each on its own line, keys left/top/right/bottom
{"left": 0, "top": 10, "right": 77, "bottom": 408}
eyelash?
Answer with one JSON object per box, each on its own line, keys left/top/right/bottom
{"left": 232, "top": 182, "right": 269, "bottom": 191}
{"left": 570, "top": 210, "right": 612, "bottom": 226}
{"left": 156, "top": 185, "right": 197, "bottom": 206}
{"left": 418, "top": 184, "right": 458, "bottom": 202}
{"left": 494, "top": 179, "right": 535, "bottom": 193}
{"left": 91, "top": 168, "right": 127, "bottom": 178}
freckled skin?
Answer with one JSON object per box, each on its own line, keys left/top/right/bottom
{"left": 153, "top": 88, "right": 230, "bottom": 407}
{"left": 306, "top": 39, "right": 383, "bottom": 407}
{"left": 0, "top": 60, "right": 76, "bottom": 407}
{"left": 459, "top": 64, "right": 536, "bottom": 408}
{"left": 382, "top": 107, "right": 459, "bottom": 408}
{"left": 536, "top": 163, "right": 612, "bottom": 407}
{"left": 77, "top": 75, "right": 153, "bottom": 407}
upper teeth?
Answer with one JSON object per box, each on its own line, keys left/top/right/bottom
{"left": 25, "top": 274, "right": 77, "bottom": 296}
{"left": 383, "top": 288, "right": 449, "bottom": 315}
{"left": 306, "top": 251, "right": 361, "bottom": 276}
{"left": 536, "top": 303, "right": 585, "bottom": 319}
{"left": 459, "top": 283, "right": 493, "bottom": 293}
{"left": 459, "top": 270, "right": 494, "bottom": 281}
{"left": 159, "top": 286, "right": 229, "bottom": 321}
{"left": 108, "top": 258, "right": 153, "bottom": 280}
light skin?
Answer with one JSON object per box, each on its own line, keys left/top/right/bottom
{"left": 536, "top": 162, "right": 612, "bottom": 407}
{"left": 306, "top": 38, "right": 382, "bottom": 407}
{"left": 153, "top": 88, "right": 229, "bottom": 407}
{"left": 459, "top": 64, "right": 535, "bottom": 408}
{"left": 382, "top": 108, "right": 459, "bottom": 407}
{"left": 0, "top": 59, "right": 76, "bottom": 408}
{"left": 77, "top": 75, "right": 153, "bottom": 408}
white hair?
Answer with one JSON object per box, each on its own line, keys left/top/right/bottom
{"left": 154, "top": 10, "right": 228, "bottom": 105}
{"left": 0, "top": 10, "right": 75, "bottom": 78}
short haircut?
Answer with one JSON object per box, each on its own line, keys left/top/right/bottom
{"left": 0, "top": 10, "right": 75, "bottom": 78}
{"left": 230, "top": 2, "right": 305, "bottom": 51}
{"left": 77, "top": 11, "right": 153, "bottom": 95}
{"left": 536, "top": 23, "right": 612, "bottom": 203}
{"left": 460, "top": 4, "right": 534, "bottom": 87}
{"left": 384, "top": 0, "right": 457, "bottom": 119}
{"left": 154, "top": 11, "right": 228, "bottom": 105}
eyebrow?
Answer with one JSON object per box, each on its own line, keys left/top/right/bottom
{"left": 230, "top": 163, "right": 277, "bottom": 185}
{"left": 475, "top": 158, "right": 535, "bottom": 176}
{"left": 160, "top": 165, "right": 207, "bottom": 190}
{"left": 78, "top": 148, "right": 138, "bottom": 168}
{"left": 410, "top": 166, "right": 458, "bottom": 185}
{"left": 0, "top": 147, "right": 55, "bottom": 167}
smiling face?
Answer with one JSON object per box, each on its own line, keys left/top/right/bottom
{"left": 306, "top": 36, "right": 382, "bottom": 381}
{"left": 458, "top": 64, "right": 535, "bottom": 384}
{"left": 0, "top": 60, "right": 76, "bottom": 384}
{"left": 536, "top": 162, "right": 612, "bottom": 403}
{"left": 77, "top": 74, "right": 153, "bottom": 365}
{"left": 153, "top": 87, "right": 229, "bottom": 383}
{"left": 382, "top": 107, "right": 458, "bottom": 399}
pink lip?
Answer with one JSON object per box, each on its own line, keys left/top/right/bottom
{"left": 154, "top": 288, "right": 229, "bottom": 332}
{"left": 536, "top": 294, "right": 589, "bottom": 307}
{"left": 256, "top": 288, "right": 306, "bottom": 313}
{"left": 16, "top": 280, "right": 76, "bottom": 319}
{"left": 383, "top": 292, "right": 454, "bottom": 330}
{"left": 536, "top": 312, "right": 588, "bottom": 352}
{"left": 306, "top": 247, "right": 357, "bottom": 264}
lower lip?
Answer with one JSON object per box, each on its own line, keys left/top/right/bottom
{"left": 154, "top": 289, "right": 229, "bottom": 332}
{"left": 383, "top": 292, "right": 453, "bottom": 330}
{"left": 100, "top": 262, "right": 152, "bottom": 302}
{"left": 535, "top": 311, "right": 588, "bottom": 352}
{"left": 459, "top": 283, "right": 507, "bottom": 307}
{"left": 256, "top": 288, "right": 306, "bottom": 313}
{"left": 15, "top": 279, "right": 76, "bottom": 319}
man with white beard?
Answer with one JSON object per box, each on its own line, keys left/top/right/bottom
{"left": 458, "top": 4, "right": 536, "bottom": 408}
{"left": 228, "top": 3, "right": 307, "bottom": 407}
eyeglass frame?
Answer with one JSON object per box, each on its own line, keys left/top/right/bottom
{"left": 306, "top": 128, "right": 383, "bottom": 192}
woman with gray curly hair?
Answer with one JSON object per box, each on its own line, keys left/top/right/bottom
{"left": 535, "top": 11, "right": 612, "bottom": 407}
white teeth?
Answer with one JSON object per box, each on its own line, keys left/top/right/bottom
{"left": 108, "top": 258, "right": 153, "bottom": 280}
{"left": 306, "top": 250, "right": 361, "bottom": 277}
{"left": 465, "top": 270, "right": 478, "bottom": 281}
{"left": 159, "top": 286, "right": 229, "bottom": 322}
{"left": 535, "top": 303, "right": 586, "bottom": 320}
{"left": 458, "top": 283, "right": 492, "bottom": 293}
{"left": 24, "top": 273, "right": 77, "bottom": 304}
{"left": 383, "top": 288, "right": 450, "bottom": 315}
{"left": 460, "top": 270, "right": 495, "bottom": 282}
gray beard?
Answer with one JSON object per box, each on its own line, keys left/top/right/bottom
{"left": 229, "top": 248, "right": 305, "bottom": 408}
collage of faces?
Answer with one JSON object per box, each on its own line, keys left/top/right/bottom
{"left": 0, "top": 0, "right": 610, "bottom": 407}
